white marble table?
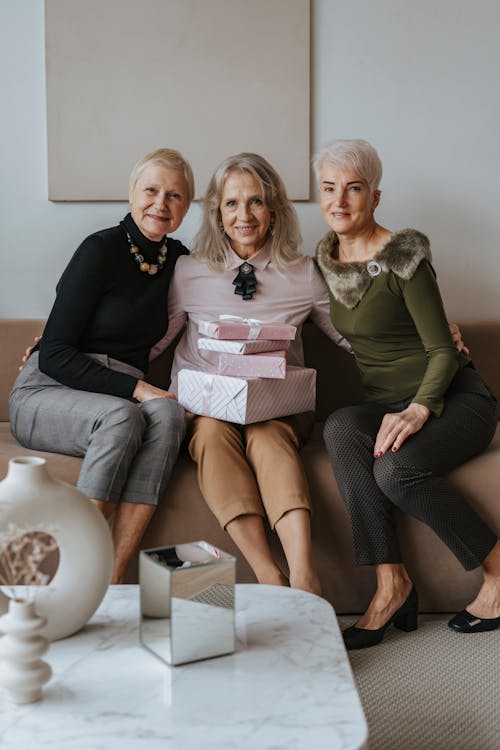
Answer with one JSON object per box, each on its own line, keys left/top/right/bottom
{"left": 0, "top": 585, "right": 368, "bottom": 750}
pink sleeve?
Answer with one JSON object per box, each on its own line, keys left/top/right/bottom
{"left": 309, "top": 262, "right": 352, "bottom": 352}
{"left": 149, "top": 261, "right": 187, "bottom": 361}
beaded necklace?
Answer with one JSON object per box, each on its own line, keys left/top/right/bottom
{"left": 126, "top": 232, "right": 168, "bottom": 276}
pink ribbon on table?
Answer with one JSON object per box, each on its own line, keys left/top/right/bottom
{"left": 219, "top": 314, "right": 263, "bottom": 340}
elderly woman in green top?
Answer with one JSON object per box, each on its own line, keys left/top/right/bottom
{"left": 315, "top": 139, "right": 500, "bottom": 649}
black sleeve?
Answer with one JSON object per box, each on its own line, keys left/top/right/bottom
{"left": 38, "top": 235, "right": 138, "bottom": 398}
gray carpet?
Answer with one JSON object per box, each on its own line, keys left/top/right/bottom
{"left": 338, "top": 615, "right": 500, "bottom": 750}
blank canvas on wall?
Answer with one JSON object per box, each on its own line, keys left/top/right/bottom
{"left": 45, "top": 0, "right": 310, "bottom": 201}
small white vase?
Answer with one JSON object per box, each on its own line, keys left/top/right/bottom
{"left": 0, "top": 598, "right": 52, "bottom": 704}
{"left": 0, "top": 457, "right": 114, "bottom": 641}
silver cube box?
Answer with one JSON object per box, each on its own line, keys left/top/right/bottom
{"left": 139, "top": 541, "right": 236, "bottom": 666}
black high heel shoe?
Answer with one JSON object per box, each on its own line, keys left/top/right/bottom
{"left": 448, "top": 609, "right": 500, "bottom": 633}
{"left": 342, "top": 587, "right": 419, "bottom": 650}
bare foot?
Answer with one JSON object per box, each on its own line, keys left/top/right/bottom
{"left": 357, "top": 579, "right": 413, "bottom": 630}
{"left": 466, "top": 579, "right": 500, "bottom": 619}
{"left": 256, "top": 569, "right": 289, "bottom": 587}
{"left": 466, "top": 541, "right": 500, "bottom": 618}
{"left": 289, "top": 570, "right": 322, "bottom": 596}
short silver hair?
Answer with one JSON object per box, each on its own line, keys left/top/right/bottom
{"left": 129, "top": 148, "right": 195, "bottom": 203}
{"left": 313, "top": 139, "right": 383, "bottom": 192}
{"left": 192, "top": 152, "right": 301, "bottom": 271}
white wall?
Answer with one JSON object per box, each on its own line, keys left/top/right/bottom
{"left": 1, "top": 0, "right": 499, "bottom": 319}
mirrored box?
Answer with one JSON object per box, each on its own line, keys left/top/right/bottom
{"left": 139, "top": 541, "right": 236, "bottom": 666}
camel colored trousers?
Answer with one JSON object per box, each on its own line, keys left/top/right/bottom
{"left": 188, "top": 413, "right": 314, "bottom": 529}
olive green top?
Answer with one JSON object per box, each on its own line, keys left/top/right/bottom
{"left": 316, "top": 229, "right": 470, "bottom": 416}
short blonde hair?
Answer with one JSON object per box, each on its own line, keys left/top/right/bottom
{"left": 129, "top": 148, "right": 195, "bottom": 203}
{"left": 313, "top": 139, "right": 383, "bottom": 192}
{"left": 193, "top": 152, "right": 301, "bottom": 271}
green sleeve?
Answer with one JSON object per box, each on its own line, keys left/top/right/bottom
{"left": 399, "top": 261, "right": 463, "bottom": 416}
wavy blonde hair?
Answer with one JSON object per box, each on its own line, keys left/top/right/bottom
{"left": 192, "top": 153, "right": 301, "bottom": 271}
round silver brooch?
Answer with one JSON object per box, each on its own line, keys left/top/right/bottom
{"left": 366, "top": 260, "right": 382, "bottom": 277}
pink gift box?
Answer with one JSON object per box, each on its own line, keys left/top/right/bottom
{"left": 178, "top": 366, "right": 316, "bottom": 424}
{"left": 217, "top": 352, "right": 286, "bottom": 379}
{"left": 198, "top": 338, "right": 289, "bottom": 355}
{"left": 198, "top": 318, "right": 296, "bottom": 341}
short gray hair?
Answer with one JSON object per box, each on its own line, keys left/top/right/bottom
{"left": 313, "top": 139, "right": 383, "bottom": 191}
{"left": 129, "top": 148, "right": 195, "bottom": 203}
{"left": 193, "top": 153, "right": 301, "bottom": 271}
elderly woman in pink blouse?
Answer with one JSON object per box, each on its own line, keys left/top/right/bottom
{"left": 152, "top": 153, "right": 350, "bottom": 593}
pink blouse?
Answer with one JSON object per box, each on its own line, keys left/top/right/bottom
{"left": 150, "top": 243, "right": 350, "bottom": 394}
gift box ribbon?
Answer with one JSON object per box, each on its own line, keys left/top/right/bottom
{"left": 201, "top": 374, "right": 215, "bottom": 415}
{"left": 219, "top": 314, "right": 263, "bottom": 340}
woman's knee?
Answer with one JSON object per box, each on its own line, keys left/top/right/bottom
{"left": 188, "top": 417, "right": 240, "bottom": 461}
{"left": 323, "top": 406, "right": 370, "bottom": 458}
{"left": 141, "top": 397, "right": 186, "bottom": 434}
{"left": 191, "top": 416, "right": 237, "bottom": 442}
{"left": 246, "top": 419, "right": 298, "bottom": 453}
{"left": 324, "top": 406, "right": 356, "bottom": 437}
{"left": 373, "top": 454, "right": 424, "bottom": 508}
{"left": 100, "top": 401, "right": 146, "bottom": 440}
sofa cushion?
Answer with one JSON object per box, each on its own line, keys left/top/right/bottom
{"left": 1, "top": 318, "right": 499, "bottom": 613}
{"left": 0, "top": 423, "right": 82, "bottom": 486}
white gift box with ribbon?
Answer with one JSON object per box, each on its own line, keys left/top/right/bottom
{"left": 198, "top": 315, "right": 296, "bottom": 342}
{"left": 178, "top": 367, "right": 316, "bottom": 424}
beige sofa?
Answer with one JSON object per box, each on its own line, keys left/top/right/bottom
{"left": 1, "top": 318, "right": 499, "bottom": 612}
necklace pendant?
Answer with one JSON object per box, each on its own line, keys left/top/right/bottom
{"left": 148, "top": 265, "right": 158, "bottom": 275}
{"left": 232, "top": 261, "right": 257, "bottom": 300}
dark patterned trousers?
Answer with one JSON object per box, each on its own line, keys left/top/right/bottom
{"left": 323, "top": 366, "right": 498, "bottom": 570}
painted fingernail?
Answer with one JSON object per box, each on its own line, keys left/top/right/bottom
{"left": 392, "top": 446, "right": 398, "bottom": 452}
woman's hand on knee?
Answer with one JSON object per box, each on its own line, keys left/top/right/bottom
{"left": 374, "top": 403, "right": 430, "bottom": 457}
{"left": 19, "top": 335, "right": 41, "bottom": 370}
{"left": 133, "top": 379, "right": 177, "bottom": 403}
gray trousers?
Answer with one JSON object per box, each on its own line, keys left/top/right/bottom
{"left": 9, "top": 353, "right": 186, "bottom": 506}
{"left": 323, "top": 366, "right": 498, "bottom": 570}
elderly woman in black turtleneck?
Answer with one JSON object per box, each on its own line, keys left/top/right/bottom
{"left": 9, "top": 149, "right": 193, "bottom": 583}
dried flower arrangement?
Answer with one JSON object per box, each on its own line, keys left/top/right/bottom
{"left": 0, "top": 523, "right": 59, "bottom": 599}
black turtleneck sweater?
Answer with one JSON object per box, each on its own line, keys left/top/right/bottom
{"left": 38, "top": 214, "right": 189, "bottom": 398}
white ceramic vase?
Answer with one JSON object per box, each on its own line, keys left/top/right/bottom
{"left": 0, "top": 457, "right": 114, "bottom": 640}
{"left": 0, "top": 598, "right": 52, "bottom": 704}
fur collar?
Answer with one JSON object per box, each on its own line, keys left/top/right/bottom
{"left": 315, "top": 228, "right": 431, "bottom": 309}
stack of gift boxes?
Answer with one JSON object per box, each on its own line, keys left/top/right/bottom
{"left": 178, "top": 317, "right": 317, "bottom": 424}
